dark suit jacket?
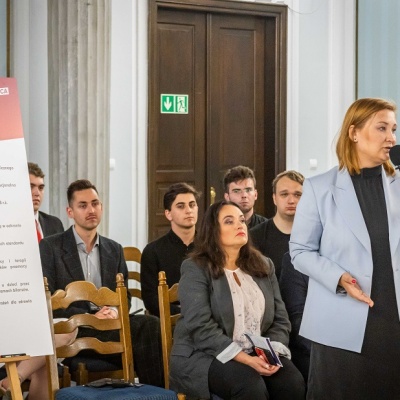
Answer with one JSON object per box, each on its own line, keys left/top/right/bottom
{"left": 39, "top": 226, "right": 130, "bottom": 318}
{"left": 169, "top": 258, "right": 290, "bottom": 399}
{"left": 39, "top": 211, "right": 64, "bottom": 237}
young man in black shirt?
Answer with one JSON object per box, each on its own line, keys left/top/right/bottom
{"left": 141, "top": 182, "right": 200, "bottom": 316}
{"left": 250, "top": 170, "right": 304, "bottom": 279}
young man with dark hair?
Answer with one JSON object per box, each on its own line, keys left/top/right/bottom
{"left": 39, "top": 179, "right": 163, "bottom": 387}
{"left": 250, "top": 170, "right": 304, "bottom": 279}
{"left": 28, "top": 162, "right": 64, "bottom": 240}
{"left": 223, "top": 165, "right": 267, "bottom": 229}
{"left": 141, "top": 182, "right": 200, "bottom": 316}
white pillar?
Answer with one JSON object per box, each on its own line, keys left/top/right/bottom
{"left": 109, "top": 0, "right": 148, "bottom": 249}
{"left": 48, "top": 0, "right": 111, "bottom": 233}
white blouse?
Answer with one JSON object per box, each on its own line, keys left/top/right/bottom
{"left": 224, "top": 268, "right": 265, "bottom": 352}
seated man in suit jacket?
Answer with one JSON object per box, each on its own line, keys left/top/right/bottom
{"left": 39, "top": 179, "right": 163, "bottom": 387}
{"left": 28, "top": 162, "right": 64, "bottom": 239}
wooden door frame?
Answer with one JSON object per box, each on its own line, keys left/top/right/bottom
{"left": 148, "top": 0, "right": 287, "bottom": 236}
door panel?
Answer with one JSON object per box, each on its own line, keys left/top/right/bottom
{"left": 208, "top": 14, "right": 265, "bottom": 209}
{"left": 151, "top": 9, "right": 206, "bottom": 239}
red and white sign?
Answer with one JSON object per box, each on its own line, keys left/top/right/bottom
{"left": 0, "top": 78, "right": 53, "bottom": 357}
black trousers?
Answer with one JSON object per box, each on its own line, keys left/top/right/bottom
{"left": 76, "top": 313, "right": 164, "bottom": 387}
{"left": 208, "top": 355, "right": 305, "bottom": 400}
{"left": 307, "top": 341, "right": 400, "bottom": 400}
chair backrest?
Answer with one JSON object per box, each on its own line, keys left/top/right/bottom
{"left": 158, "top": 271, "right": 180, "bottom": 390}
{"left": 51, "top": 273, "right": 134, "bottom": 384}
{"left": 123, "top": 246, "right": 142, "bottom": 300}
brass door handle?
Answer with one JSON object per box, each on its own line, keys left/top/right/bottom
{"left": 210, "top": 186, "right": 216, "bottom": 205}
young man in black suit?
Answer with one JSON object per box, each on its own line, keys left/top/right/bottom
{"left": 28, "top": 162, "right": 64, "bottom": 238}
{"left": 39, "top": 179, "right": 163, "bottom": 386}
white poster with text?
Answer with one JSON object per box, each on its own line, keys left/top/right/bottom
{"left": 0, "top": 77, "right": 53, "bottom": 357}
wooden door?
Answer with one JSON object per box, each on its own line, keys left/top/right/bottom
{"left": 148, "top": 0, "right": 287, "bottom": 240}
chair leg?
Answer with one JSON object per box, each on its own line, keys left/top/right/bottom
{"left": 76, "top": 363, "right": 88, "bottom": 385}
{"left": 60, "top": 365, "right": 71, "bottom": 388}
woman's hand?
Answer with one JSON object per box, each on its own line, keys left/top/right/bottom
{"left": 339, "top": 272, "right": 374, "bottom": 307}
{"left": 250, "top": 355, "right": 280, "bottom": 376}
{"left": 234, "top": 351, "right": 280, "bottom": 376}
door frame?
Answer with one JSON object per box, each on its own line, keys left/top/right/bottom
{"left": 148, "top": 0, "right": 288, "bottom": 238}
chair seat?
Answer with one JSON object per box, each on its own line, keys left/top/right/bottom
{"left": 56, "top": 385, "right": 178, "bottom": 400}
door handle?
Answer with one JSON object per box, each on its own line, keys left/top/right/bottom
{"left": 210, "top": 186, "right": 216, "bottom": 205}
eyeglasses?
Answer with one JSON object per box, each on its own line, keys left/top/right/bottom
{"left": 230, "top": 188, "right": 254, "bottom": 195}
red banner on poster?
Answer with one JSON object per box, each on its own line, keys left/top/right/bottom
{"left": 0, "top": 78, "right": 24, "bottom": 140}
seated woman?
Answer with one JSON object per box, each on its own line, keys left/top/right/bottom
{"left": 0, "top": 330, "right": 77, "bottom": 400}
{"left": 169, "top": 200, "right": 305, "bottom": 399}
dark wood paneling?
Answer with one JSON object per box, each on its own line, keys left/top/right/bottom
{"left": 208, "top": 14, "right": 265, "bottom": 210}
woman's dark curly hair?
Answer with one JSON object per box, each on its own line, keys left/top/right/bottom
{"left": 190, "top": 200, "right": 271, "bottom": 279}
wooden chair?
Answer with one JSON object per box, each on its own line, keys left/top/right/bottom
{"left": 44, "top": 275, "right": 179, "bottom": 399}
{"left": 158, "top": 271, "right": 185, "bottom": 400}
{"left": 158, "top": 272, "right": 219, "bottom": 400}
{"left": 51, "top": 273, "right": 134, "bottom": 386}
{"left": 63, "top": 247, "right": 143, "bottom": 383}
{"left": 123, "top": 246, "right": 142, "bottom": 301}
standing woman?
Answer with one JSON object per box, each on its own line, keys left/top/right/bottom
{"left": 170, "top": 200, "right": 305, "bottom": 399}
{"left": 290, "top": 98, "right": 400, "bottom": 399}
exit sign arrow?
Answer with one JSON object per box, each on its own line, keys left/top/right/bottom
{"left": 163, "top": 97, "right": 172, "bottom": 110}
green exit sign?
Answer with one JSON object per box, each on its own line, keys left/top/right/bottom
{"left": 160, "top": 94, "right": 189, "bottom": 114}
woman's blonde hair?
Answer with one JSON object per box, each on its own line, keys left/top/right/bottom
{"left": 336, "top": 98, "right": 397, "bottom": 175}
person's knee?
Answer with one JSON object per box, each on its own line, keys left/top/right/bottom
{"left": 213, "top": 365, "right": 268, "bottom": 399}
{"left": 283, "top": 373, "right": 306, "bottom": 399}
{"left": 130, "top": 314, "right": 160, "bottom": 331}
{"left": 266, "top": 362, "right": 306, "bottom": 400}
{"left": 232, "top": 375, "right": 268, "bottom": 399}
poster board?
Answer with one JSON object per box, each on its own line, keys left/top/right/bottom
{"left": 0, "top": 77, "right": 53, "bottom": 357}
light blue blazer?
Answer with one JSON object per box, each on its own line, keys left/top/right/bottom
{"left": 289, "top": 166, "right": 400, "bottom": 352}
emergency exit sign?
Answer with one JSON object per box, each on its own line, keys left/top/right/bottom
{"left": 160, "top": 94, "right": 189, "bottom": 114}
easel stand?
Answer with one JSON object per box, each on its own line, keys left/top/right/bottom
{"left": 0, "top": 355, "right": 30, "bottom": 400}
